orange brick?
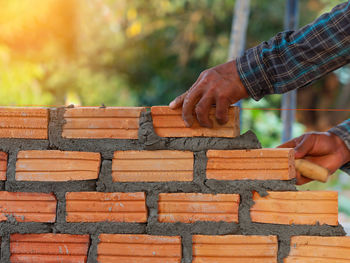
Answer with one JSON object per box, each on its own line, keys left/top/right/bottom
{"left": 193, "top": 235, "right": 278, "bottom": 263}
{"left": 251, "top": 191, "right": 338, "bottom": 225}
{"left": 207, "top": 148, "right": 295, "bottom": 180}
{"left": 10, "top": 233, "right": 90, "bottom": 263}
{"left": 62, "top": 107, "right": 146, "bottom": 139}
{"left": 112, "top": 150, "right": 193, "bottom": 182}
{"left": 0, "top": 191, "right": 56, "bottom": 222}
{"left": 97, "top": 234, "right": 181, "bottom": 263}
{"left": 66, "top": 192, "right": 147, "bottom": 223}
{"left": 158, "top": 193, "right": 240, "bottom": 223}
{"left": 285, "top": 236, "right": 350, "bottom": 263}
{"left": 0, "top": 152, "right": 7, "bottom": 180}
{"left": 15, "top": 150, "right": 101, "bottom": 182}
{"left": 151, "top": 106, "right": 240, "bottom": 138}
{"left": 0, "top": 107, "right": 48, "bottom": 139}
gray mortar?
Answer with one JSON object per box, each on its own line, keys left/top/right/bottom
{"left": 49, "top": 107, "right": 143, "bottom": 159}
{"left": 0, "top": 106, "right": 345, "bottom": 262}
{"left": 139, "top": 111, "right": 261, "bottom": 151}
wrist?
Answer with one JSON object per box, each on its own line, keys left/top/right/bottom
{"left": 329, "top": 132, "right": 350, "bottom": 164}
{"left": 232, "top": 60, "right": 249, "bottom": 99}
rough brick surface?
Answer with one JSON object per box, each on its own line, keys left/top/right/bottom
{"left": 0, "top": 107, "right": 48, "bottom": 139}
{"left": 0, "top": 191, "right": 56, "bottom": 222}
{"left": 66, "top": 192, "right": 147, "bottom": 223}
{"left": 158, "top": 193, "right": 240, "bottom": 223}
{"left": 193, "top": 235, "right": 278, "bottom": 263}
{"left": 112, "top": 150, "right": 193, "bottom": 182}
{"left": 151, "top": 106, "right": 240, "bottom": 138}
{"left": 16, "top": 150, "right": 101, "bottom": 181}
{"left": 207, "top": 149, "right": 295, "bottom": 180}
{"left": 0, "top": 152, "right": 7, "bottom": 181}
{"left": 251, "top": 191, "right": 338, "bottom": 225}
{"left": 62, "top": 107, "right": 146, "bottom": 139}
{"left": 97, "top": 234, "right": 181, "bottom": 263}
{"left": 284, "top": 236, "right": 350, "bottom": 263}
{"left": 10, "top": 233, "right": 90, "bottom": 263}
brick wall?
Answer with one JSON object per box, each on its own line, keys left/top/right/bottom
{"left": 0, "top": 105, "right": 347, "bottom": 263}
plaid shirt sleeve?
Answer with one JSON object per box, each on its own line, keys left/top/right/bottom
{"left": 236, "top": 1, "right": 350, "bottom": 100}
{"left": 236, "top": 1, "right": 350, "bottom": 174}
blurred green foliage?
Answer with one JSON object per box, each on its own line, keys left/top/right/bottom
{"left": 0, "top": 0, "right": 343, "bottom": 145}
{"left": 0, "top": 0, "right": 335, "bottom": 107}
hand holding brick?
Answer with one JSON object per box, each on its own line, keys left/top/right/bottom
{"left": 151, "top": 106, "right": 240, "bottom": 137}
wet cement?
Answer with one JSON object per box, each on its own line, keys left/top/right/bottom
{"left": 0, "top": 106, "right": 345, "bottom": 263}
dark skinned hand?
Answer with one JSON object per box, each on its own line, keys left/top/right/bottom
{"left": 169, "top": 60, "right": 249, "bottom": 128}
{"left": 278, "top": 132, "right": 350, "bottom": 185}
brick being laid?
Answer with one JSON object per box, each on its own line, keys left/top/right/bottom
{"left": 112, "top": 150, "right": 193, "bottom": 182}
{"left": 15, "top": 150, "right": 101, "bottom": 181}
{"left": 251, "top": 191, "right": 338, "bottom": 225}
{"left": 0, "top": 107, "right": 48, "bottom": 139}
{"left": 151, "top": 106, "right": 240, "bottom": 138}
{"left": 10, "top": 233, "right": 90, "bottom": 263}
{"left": 193, "top": 235, "right": 278, "bottom": 263}
{"left": 0, "top": 191, "right": 56, "bottom": 222}
{"left": 284, "top": 236, "right": 350, "bottom": 263}
{"left": 62, "top": 107, "right": 146, "bottom": 139}
{"left": 206, "top": 149, "right": 295, "bottom": 180}
{"left": 66, "top": 192, "right": 147, "bottom": 223}
{"left": 0, "top": 152, "right": 7, "bottom": 180}
{"left": 158, "top": 193, "right": 240, "bottom": 223}
{"left": 97, "top": 234, "right": 181, "bottom": 263}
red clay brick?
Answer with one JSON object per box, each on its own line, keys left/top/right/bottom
{"left": 0, "top": 152, "right": 7, "bottom": 180}
{"left": 207, "top": 148, "right": 295, "bottom": 180}
{"left": 15, "top": 150, "right": 101, "bottom": 182}
{"left": 285, "top": 236, "right": 350, "bottom": 263}
{"left": 112, "top": 150, "right": 193, "bottom": 182}
{"left": 0, "top": 191, "right": 56, "bottom": 222}
{"left": 158, "top": 193, "right": 240, "bottom": 223}
{"left": 151, "top": 106, "right": 240, "bottom": 138}
{"left": 62, "top": 107, "right": 146, "bottom": 139}
{"left": 97, "top": 234, "right": 181, "bottom": 263}
{"left": 66, "top": 192, "right": 147, "bottom": 223}
{"left": 251, "top": 191, "right": 338, "bottom": 225}
{"left": 0, "top": 107, "right": 48, "bottom": 139}
{"left": 193, "top": 235, "right": 278, "bottom": 263}
{"left": 10, "top": 233, "right": 90, "bottom": 263}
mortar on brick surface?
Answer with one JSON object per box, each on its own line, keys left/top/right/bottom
{"left": 0, "top": 106, "right": 345, "bottom": 263}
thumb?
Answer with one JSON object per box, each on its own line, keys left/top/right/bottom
{"left": 294, "top": 135, "right": 315, "bottom": 159}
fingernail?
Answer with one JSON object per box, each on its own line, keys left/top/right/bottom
{"left": 169, "top": 101, "right": 175, "bottom": 109}
{"left": 184, "top": 119, "right": 193, "bottom": 127}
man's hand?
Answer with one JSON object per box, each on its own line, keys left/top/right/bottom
{"left": 169, "top": 60, "right": 249, "bottom": 128}
{"left": 278, "top": 132, "right": 350, "bottom": 185}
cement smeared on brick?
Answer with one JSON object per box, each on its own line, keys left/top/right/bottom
{"left": 0, "top": 106, "right": 345, "bottom": 263}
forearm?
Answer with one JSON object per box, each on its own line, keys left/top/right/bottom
{"left": 237, "top": 1, "right": 350, "bottom": 100}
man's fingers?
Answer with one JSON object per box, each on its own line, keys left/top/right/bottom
{"left": 182, "top": 84, "right": 203, "bottom": 127}
{"left": 277, "top": 135, "right": 304, "bottom": 149}
{"left": 169, "top": 92, "right": 187, "bottom": 109}
{"left": 294, "top": 135, "right": 315, "bottom": 159}
{"left": 296, "top": 171, "right": 313, "bottom": 185}
{"left": 215, "top": 96, "right": 231, "bottom": 125}
{"left": 195, "top": 95, "right": 214, "bottom": 128}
